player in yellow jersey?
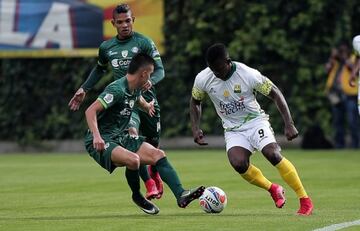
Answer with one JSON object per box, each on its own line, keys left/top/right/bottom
{"left": 190, "top": 43, "right": 313, "bottom": 216}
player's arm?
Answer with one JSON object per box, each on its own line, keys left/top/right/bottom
{"left": 141, "top": 39, "right": 165, "bottom": 91}
{"left": 190, "top": 87, "right": 208, "bottom": 145}
{"left": 138, "top": 95, "right": 155, "bottom": 116}
{"left": 68, "top": 44, "right": 108, "bottom": 111}
{"left": 266, "top": 83, "right": 298, "bottom": 141}
{"left": 85, "top": 100, "right": 105, "bottom": 151}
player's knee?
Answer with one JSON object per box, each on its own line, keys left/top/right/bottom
{"left": 127, "top": 155, "right": 140, "bottom": 170}
{"left": 231, "top": 159, "right": 249, "bottom": 174}
{"left": 152, "top": 149, "right": 166, "bottom": 162}
{"left": 262, "top": 143, "right": 283, "bottom": 166}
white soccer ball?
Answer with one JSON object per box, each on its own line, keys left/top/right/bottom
{"left": 199, "top": 186, "right": 227, "bottom": 213}
{"left": 353, "top": 35, "right": 360, "bottom": 53}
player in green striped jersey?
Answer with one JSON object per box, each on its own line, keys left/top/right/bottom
{"left": 69, "top": 4, "right": 163, "bottom": 199}
{"left": 85, "top": 53, "right": 204, "bottom": 214}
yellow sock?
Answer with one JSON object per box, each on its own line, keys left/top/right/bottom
{"left": 241, "top": 164, "right": 272, "bottom": 190}
{"left": 276, "top": 158, "right": 308, "bottom": 198}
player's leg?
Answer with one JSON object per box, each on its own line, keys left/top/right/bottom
{"left": 84, "top": 136, "right": 159, "bottom": 215}
{"left": 129, "top": 110, "right": 159, "bottom": 199}
{"left": 113, "top": 135, "right": 159, "bottom": 215}
{"left": 332, "top": 102, "right": 346, "bottom": 148}
{"left": 139, "top": 109, "right": 164, "bottom": 199}
{"left": 135, "top": 141, "right": 205, "bottom": 208}
{"left": 345, "top": 96, "right": 359, "bottom": 148}
{"left": 225, "top": 131, "right": 281, "bottom": 206}
{"left": 257, "top": 121, "right": 313, "bottom": 215}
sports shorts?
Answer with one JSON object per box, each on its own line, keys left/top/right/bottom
{"left": 224, "top": 119, "right": 277, "bottom": 152}
{"left": 84, "top": 132, "right": 145, "bottom": 173}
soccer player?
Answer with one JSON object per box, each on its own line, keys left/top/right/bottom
{"left": 68, "top": 4, "right": 163, "bottom": 199}
{"left": 190, "top": 43, "right": 314, "bottom": 216}
{"left": 85, "top": 53, "right": 204, "bottom": 215}
{"left": 350, "top": 35, "right": 360, "bottom": 115}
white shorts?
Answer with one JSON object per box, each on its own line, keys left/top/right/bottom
{"left": 224, "top": 119, "right": 277, "bottom": 152}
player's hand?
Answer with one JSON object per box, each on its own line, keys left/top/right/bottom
{"left": 93, "top": 134, "right": 105, "bottom": 152}
{"left": 284, "top": 123, "right": 299, "bottom": 141}
{"left": 349, "top": 74, "right": 357, "bottom": 87}
{"left": 147, "top": 99, "right": 155, "bottom": 117}
{"left": 142, "top": 80, "right": 153, "bottom": 92}
{"left": 193, "top": 129, "right": 208, "bottom": 145}
{"left": 68, "top": 88, "right": 86, "bottom": 111}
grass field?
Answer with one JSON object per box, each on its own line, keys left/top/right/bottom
{"left": 1, "top": 149, "right": 360, "bottom": 231}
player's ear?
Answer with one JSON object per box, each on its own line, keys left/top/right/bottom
{"left": 227, "top": 58, "right": 231, "bottom": 64}
{"left": 111, "top": 19, "right": 115, "bottom": 27}
{"left": 132, "top": 17, "right": 135, "bottom": 23}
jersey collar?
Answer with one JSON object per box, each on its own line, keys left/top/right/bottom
{"left": 223, "top": 62, "right": 236, "bottom": 81}
{"left": 116, "top": 32, "right": 134, "bottom": 43}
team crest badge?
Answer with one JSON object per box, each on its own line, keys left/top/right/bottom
{"left": 121, "top": 50, "right": 128, "bottom": 58}
{"left": 129, "top": 100, "right": 135, "bottom": 108}
{"left": 104, "top": 94, "right": 113, "bottom": 104}
{"left": 131, "top": 47, "right": 139, "bottom": 53}
{"left": 223, "top": 90, "right": 230, "bottom": 98}
{"left": 234, "top": 84, "right": 241, "bottom": 93}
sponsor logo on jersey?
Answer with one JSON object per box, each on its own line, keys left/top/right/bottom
{"left": 121, "top": 50, "right": 128, "bottom": 58}
{"left": 104, "top": 143, "right": 110, "bottom": 150}
{"left": 111, "top": 58, "right": 131, "bottom": 68}
{"left": 119, "top": 108, "right": 131, "bottom": 116}
{"left": 103, "top": 94, "right": 113, "bottom": 104}
{"left": 219, "top": 97, "right": 245, "bottom": 115}
{"left": 131, "top": 47, "right": 139, "bottom": 53}
{"left": 234, "top": 84, "right": 241, "bottom": 93}
{"left": 108, "top": 50, "right": 118, "bottom": 56}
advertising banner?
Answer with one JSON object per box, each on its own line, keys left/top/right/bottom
{"left": 0, "top": 0, "right": 164, "bottom": 58}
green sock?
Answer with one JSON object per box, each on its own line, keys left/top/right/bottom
{"left": 155, "top": 157, "right": 184, "bottom": 199}
{"left": 138, "top": 164, "right": 150, "bottom": 182}
{"left": 125, "top": 168, "right": 141, "bottom": 196}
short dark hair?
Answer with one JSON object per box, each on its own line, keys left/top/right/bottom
{"left": 206, "top": 43, "right": 228, "bottom": 65}
{"left": 113, "top": 4, "right": 131, "bottom": 19}
{"left": 128, "top": 53, "right": 155, "bottom": 74}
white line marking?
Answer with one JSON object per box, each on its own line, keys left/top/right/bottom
{"left": 313, "top": 219, "right": 360, "bottom": 231}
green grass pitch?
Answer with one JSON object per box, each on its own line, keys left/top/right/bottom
{"left": 1, "top": 149, "right": 360, "bottom": 231}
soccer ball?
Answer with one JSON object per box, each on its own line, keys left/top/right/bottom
{"left": 353, "top": 35, "right": 360, "bottom": 53}
{"left": 199, "top": 186, "right": 227, "bottom": 213}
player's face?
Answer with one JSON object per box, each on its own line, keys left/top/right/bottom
{"left": 112, "top": 12, "right": 134, "bottom": 39}
{"left": 208, "top": 58, "right": 231, "bottom": 80}
{"left": 139, "top": 64, "right": 154, "bottom": 85}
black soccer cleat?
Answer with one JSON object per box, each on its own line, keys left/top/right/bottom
{"left": 177, "top": 186, "right": 205, "bottom": 208}
{"left": 132, "top": 194, "right": 160, "bottom": 215}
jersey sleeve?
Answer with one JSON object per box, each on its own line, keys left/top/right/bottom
{"left": 247, "top": 68, "right": 273, "bottom": 96}
{"left": 141, "top": 36, "right": 164, "bottom": 85}
{"left": 191, "top": 75, "right": 206, "bottom": 101}
{"left": 97, "top": 81, "right": 123, "bottom": 109}
{"left": 97, "top": 42, "right": 108, "bottom": 67}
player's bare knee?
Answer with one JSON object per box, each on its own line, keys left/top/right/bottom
{"left": 262, "top": 143, "right": 283, "bottom": 165}
{"left": 153, "top": 149, "right": 166, "bottom": 162}
{"left": 231, "top": 159, "right": 249, "bottom": 174}
{"left": 127, "top": 155, "right": 140, "bottom": 170}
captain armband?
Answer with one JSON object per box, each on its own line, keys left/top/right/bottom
{"left": 254, "top": 79, "right": 272, "bottom": 96}
{"left": 192, "top": 87, "right": 205, "bottom": 101}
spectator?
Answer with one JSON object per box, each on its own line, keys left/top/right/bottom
{"left": 325, "top": 41, "right": 359, "bottom": 148}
